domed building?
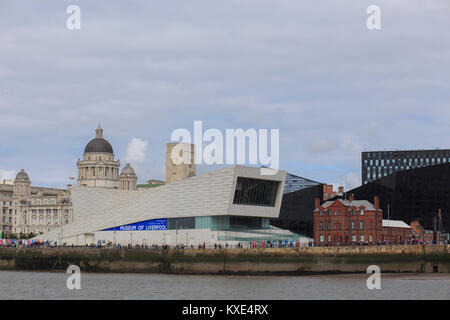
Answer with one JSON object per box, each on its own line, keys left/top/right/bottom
{"left": 13, "top": 169, "right": 31, "bottom": 198}
{"left": 77, "top": 124, "right": 138, "bottom": 190}
{"left": 0, "top": 124, "right": 139, "bottom": 238}
{"left": 77, "top": 124, "right": 121, "bottom": 188}
{"left": 119, "top": 163, "right": 138, "bottom": 190}
{"left": 0, "top": 168, "right": 73, "bottom": 237}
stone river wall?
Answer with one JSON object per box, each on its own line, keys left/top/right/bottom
{"left": 0, "top": 245, "right": 449, "bottom": 275}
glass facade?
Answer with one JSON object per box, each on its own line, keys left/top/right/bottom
{"left": 167, "top": 217, "right": 195, "bottom": 230}
{"left": 347, "top": 162, "right": 450, "bottom": 232}
{"left": 283, "top": 173, "right": 321, "bottom": 194}
{"left": 194, "top": 215, "right": 270, "bottom": 230}
{"left": 233, "top": 177, "right": 279, "bottom": 207}
{"left": 108, "top": 215, "right": 271, "bottom": 232}
{"left": 271, "top": 184, "right": 324, "bottom": 237}
{"left": 362, "top": 149, "right": 450, "bottom": 184}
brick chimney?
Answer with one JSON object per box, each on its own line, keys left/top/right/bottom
{"left": 349, "top": 194, "right": 354, "bottom": 202}
{"left": 314, "top": 197, "right": 321, "bottom": 209}
{"left": 374, "top": 196, "right": 379, "bottom": 211}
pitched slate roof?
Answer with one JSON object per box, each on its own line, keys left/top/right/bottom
{"left": 382, "top": 219, "right": 411, "bottom": 229}
{"left": 315, "top": 199, "right": 380, "bottom": 211}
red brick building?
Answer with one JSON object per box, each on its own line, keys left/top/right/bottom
{"left": 410, "top": 220, "right": 440, "bottom": 244}
{"left": 381, "top": 220, "right": 412, "bottom": 244}
{"left": 313, "top": 195, "right": 383, "bottom": 245}
{"left": 323, "top": 185, "right": 344, "bottom": 200}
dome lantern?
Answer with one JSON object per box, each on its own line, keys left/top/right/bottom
{"left": 84, "top": 123, "right": 114, "bottom": 154}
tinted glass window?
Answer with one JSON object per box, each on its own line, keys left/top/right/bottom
{"left": 233, "top": 177, "right": 279, "bottom": 207}
{"left": 229, "top": 216, "right": 262, "bottom": 229}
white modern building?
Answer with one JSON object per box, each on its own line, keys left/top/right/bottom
{"left": 36, "top": 166, "right": 310, "bottom": 246}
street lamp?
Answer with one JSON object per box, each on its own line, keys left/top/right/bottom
{"left": 175, "top": 220, "right": 178, "bottom": 248}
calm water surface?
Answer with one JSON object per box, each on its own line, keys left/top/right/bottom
{"left": 0, "top": 271, "right": 449, "bottom": 300}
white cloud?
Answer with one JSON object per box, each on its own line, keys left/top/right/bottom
{"left": 0, "top": 1, "right": 449, "bottom": 187}
{"left": 124, "top": 138, "right": 148, "bottom": 164}
{"left": 123, "top": 138, "right": 149, "bottom": 182}
{"left": 0, "top": 169, "right": 15, "bottom": 181}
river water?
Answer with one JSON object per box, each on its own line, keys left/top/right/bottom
{"left": 0, "top": 271, "right": 448, "bottom": 300}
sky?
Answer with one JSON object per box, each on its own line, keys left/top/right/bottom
{"left": 0, "top": 0, "right": 449, "bottom": 190}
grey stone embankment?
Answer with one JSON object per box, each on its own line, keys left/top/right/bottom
{"left": 0, "top": 245, "right": 449, "bottom": 275}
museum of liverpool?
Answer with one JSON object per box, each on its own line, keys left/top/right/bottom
{"left": 36, "top": 166, "right": 309, "bottom": 246}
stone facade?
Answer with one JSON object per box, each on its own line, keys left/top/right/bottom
{"left": 0, "top": 185, "right": 14, "bottom": 236}
{"left": 118, "top": 163, "right": 138, "bottom": 190}
{"left": 0, "top": 124, "right": 139, "bottom": 237}
{"left": 165, "top": 142, "right": 196, "bottom": 184}
{"left": 77, "top": 124, "right": 138, "bottom": 190}
{"left": 77, "top": 124, "right": 121, "bottom": 188}
{"left": 0, "top": 169, "right": 73, "bottom": 237}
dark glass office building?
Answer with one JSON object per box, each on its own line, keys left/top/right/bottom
{"left": 347, "top": 163, "right": 450, "bottom": 232}
{"left": 271, "top": 184, "right": 324, "bottom": 237}
{"left": 362, "top": 149, "right": 450, "bottom": 185}
{"left": 273, "top": 162, "right": 450, "bottom": 237}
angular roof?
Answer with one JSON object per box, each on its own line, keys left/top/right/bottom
{"left": 285, "top": 172, "right": 322, "bottom": 184}
{"left": 35, "top": 166, "right": 287, "bottom": 242}
{"left": 382, "top": 219, "right": 411, "bottom": 229}
{"left": 316, "top": 199, "right": 379, "bottom": 211}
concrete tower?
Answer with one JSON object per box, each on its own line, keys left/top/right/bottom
{"left": 165, "top": 142, "right": 196, "bottom": 184}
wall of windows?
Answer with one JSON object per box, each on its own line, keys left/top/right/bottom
{"left": 362, "top": 149, "right": 450, "bottom": 185}
{"left": 178, "top": 215, "right": 270, "bottom": 230}
{"left": 233, "top": 177, "right": 280, "bottom": 207}
{"left": 283, "top": 173, "right": 320, "bottom": 194}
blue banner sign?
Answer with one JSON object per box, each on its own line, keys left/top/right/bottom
{"left": 103, "top": 218, "right": 167, "bottom": 231}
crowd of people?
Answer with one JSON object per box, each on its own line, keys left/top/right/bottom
{"left": 0, "top": 238, "right": 448, "bottom": 249}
